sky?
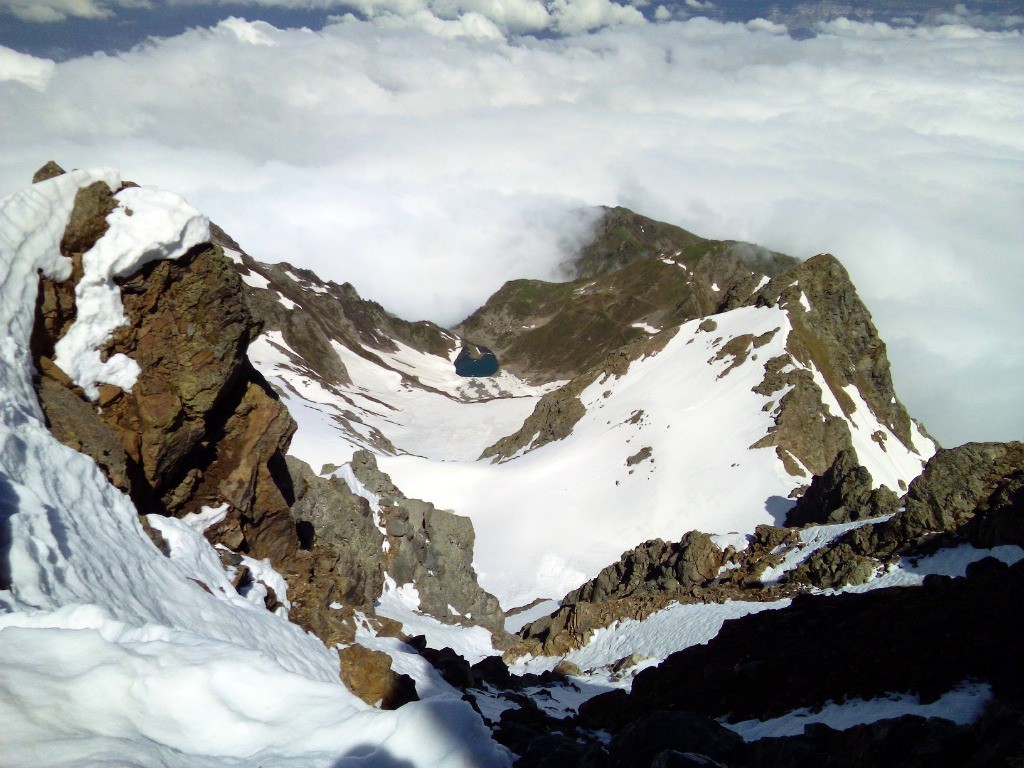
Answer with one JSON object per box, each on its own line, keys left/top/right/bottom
{"left": 0, "top": 0, "right": 1021, "bottom": 448}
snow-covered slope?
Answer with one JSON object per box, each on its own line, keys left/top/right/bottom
{"left": 0, "top": 171, "right": 509, "bottom": 767}
{"left": 244, "top": 278, "right": 933, "bottom": 607}
{"left": 248, "top": 329, "right": 555, "bottom": 466}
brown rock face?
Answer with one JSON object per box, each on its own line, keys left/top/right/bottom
{"left": 30, "top": 172, "right": 298, "bottom": 567}
{"left": 32, "top": 160, "right": 67, "bottom": 184}
{"left": 338, "top": 645, "right": 419, "bottom": 710}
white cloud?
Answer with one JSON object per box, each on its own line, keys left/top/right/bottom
{"left": 217, "top": 16, "right": 281, "bottom": 44}
{"left": 745, "top": 17, "right": 786, "bottom": 34}
{"left": 0, "top": 47, "right": 55, "bottom": 89}
{"left": 548, "top": 0, "right": 644, "bottom": 34}
{"left": 0, "top": 15, "right": 1021, "bottom": 446}
{"left": 0, "top": 0, "right": 150, "bottom": 22}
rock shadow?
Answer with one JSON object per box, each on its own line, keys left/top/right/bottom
{"left": 329, "top": 746, "right": 417, "bottom": 767}
{"left": 765, "top": 495, "right": 796, "bottom": 526}
{"left": 0, "top": 472, "right": 15, "bottom": 590}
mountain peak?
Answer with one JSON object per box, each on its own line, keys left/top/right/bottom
{"left": 4, "top": 167, "right": 1017, "bottom": 768}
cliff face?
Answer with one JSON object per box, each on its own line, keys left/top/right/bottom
{"left": 31, "top": 173, "right": 297, "bottom": 564}
{"left": 748, "top": 253, "right": 923, "bottom": 476}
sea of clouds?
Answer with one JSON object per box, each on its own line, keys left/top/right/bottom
{"left": 0, "top": 1, "right": 1021, "bottom": 446}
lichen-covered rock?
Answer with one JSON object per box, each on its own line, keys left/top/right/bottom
{"left": 30, "top": 166, "right": 302, "bottom": 572}
{"left": 35, "top": 367, "right": 130, "bottom": 492}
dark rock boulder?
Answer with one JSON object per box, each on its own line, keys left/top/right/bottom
{"left": 566, "top": 531, "right": 724, "bottom": 605}
{"left": 787, "top": 448, "right": 900, "bottom": 527}
{"left": 606, "top": 711, "right": 745, "bottom": 768}
{"left": 798, "top": 542, "right": 878, "bottom": 589}
{"left": 582, "top": 559, "right": 1024, "bottom": 728}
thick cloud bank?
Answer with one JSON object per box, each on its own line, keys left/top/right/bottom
{"left": 0, "top": 11, "right": 1021, "bottom": 445}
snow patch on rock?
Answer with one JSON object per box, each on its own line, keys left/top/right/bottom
{"left": 53, "top": 185, "right": 210, "bottom": 399}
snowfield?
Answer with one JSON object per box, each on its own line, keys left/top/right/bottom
{"left": 0, "top": 171, "right": 510, "bottom": 768}
{"left": 248, "top": 268, "right": 936, "bottom": 608}
{"left": 248, "top": 329, "right": 550, "bottom": 466}
{"left": 379, "top": 305, "right": 933, "bottom": 606}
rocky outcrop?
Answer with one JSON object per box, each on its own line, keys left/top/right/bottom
{"left": 793, "top": 441, "right": 1024, "bottom": 588}
{"left": 268, "top": 457, "right": 390, "bottom": 648}
{"left": 516, "top": 525, "right": 804, "bottom": 657}
{"left": 749, "top": 254, "right": 928, "bottom": 478}
{"left": 566, "top": 532, "right": 724, "bottom": 604}
{"left": 30, "top": 169, "right": 298, "bottom": 565}
{"left": 582, "top": 557, "right": 1024, "bottom": 728}
{"left": 350, "top": 451, "right": 506, "bottom": 636}
{"left": 900, "top": 441, "right": 1024, "bottom": 541}
{"left": 786, "top": 448, "right": 900, "bottom": 527}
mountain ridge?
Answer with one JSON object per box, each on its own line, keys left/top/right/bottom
{"left": 2, "top": 163, "right": 1020, "bottom": 768}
